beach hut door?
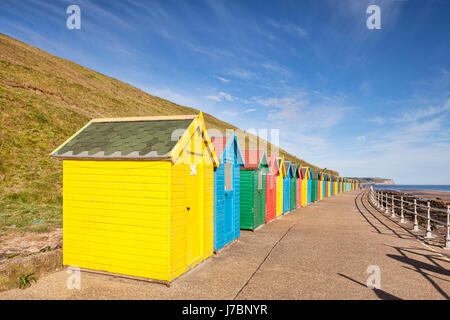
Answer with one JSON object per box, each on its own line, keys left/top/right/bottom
{"left": 255, "top": 171, "right": 263, "bottom": 225}
{"left": 186, "top": 165, "right": 202, "bottom": 267}
{"left": 224, "top": 163, "right": 234, "bottom": 241}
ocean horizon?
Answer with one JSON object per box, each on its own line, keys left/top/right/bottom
{"left": 372, "top": 185, "right": 450, "bottom": 193}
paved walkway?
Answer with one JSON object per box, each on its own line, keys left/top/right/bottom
{"left": 1, "top": 190, "right": 449, "bottom": 299}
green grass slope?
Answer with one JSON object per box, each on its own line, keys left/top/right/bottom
{"left": 0, "top": 33, "right": 338, "bottom": 233}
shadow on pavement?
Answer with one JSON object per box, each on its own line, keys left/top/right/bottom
{"left": 337, "top": 273, "right": 402, "bottom": 300}
{"left": 387, "top": 246, "right": 450, "bottom": 299}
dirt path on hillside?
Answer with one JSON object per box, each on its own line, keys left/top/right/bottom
{"left": 0, "top": 229, "right": 62, "bottom": 262}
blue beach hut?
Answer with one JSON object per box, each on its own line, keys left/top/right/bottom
{"left": 283, "top": 161, "right": 293, "bottom": 213}
{"left": 211, "top": 135, "right": 245, "bottom": 251}
{"left": 306, "top": 168, "right": 312, "bottom": 204}
{"left": 330, "top": 175, "right": 334, "bottom": 196}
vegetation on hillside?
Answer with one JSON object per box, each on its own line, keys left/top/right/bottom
{"left": 0, "top": 33, "right": 338, "bottom": 233}
{"left": 347, "top": 177, "right": 394, "bottom": 184}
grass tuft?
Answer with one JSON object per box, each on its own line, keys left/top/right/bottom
{"left": 17, "top": 272, "right": 37, "bottom": 289}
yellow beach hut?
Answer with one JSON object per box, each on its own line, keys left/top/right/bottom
{"left": 327, "top": 174, "right": 331, "bottom": 197}
{"left": 50, "top": 113, "right": 219, "bottom": 283}
{"left": 333, "top": 175, "right": 338, "bottom": 195}
{"left": 301, "top": 167, "right": 309, "bottom": 206}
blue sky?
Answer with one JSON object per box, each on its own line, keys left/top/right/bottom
{"left": 1, "top": 0, "right": 449, "bottom": 184}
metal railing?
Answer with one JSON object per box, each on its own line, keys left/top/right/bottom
{"left": 368, "top": 186, "right": 450, "bottom": 250}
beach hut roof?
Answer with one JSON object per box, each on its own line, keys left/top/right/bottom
{"left": 302, "top": 167, "right": 311, "bottom": 179}
{"left": 242, "top": 150, "right": 268, "bottom": 170}
{"left": 211, "top": 134, "right": 245, "bottom": 165}
{"left": 267, "top": 155, "right": 280, "bottom": 175}
{"left": 311, "top": 169, "right": 320, "bottom": 180}
{"left": 284, "top": 161, "right": 294, "bottom": 178}
{"left": 278, "top": 157, "right": 287, "bottom": 177}
{"left": 301, "top": 167, "right": 307, "bottom": 178}
{"left": 293, "top": 164, "right": 302, "bottom": 179}
{"left": 50, "top": 113, "right": 219, "bottom": 166}
{"left": 268, "top": 156, "right": 286, "bottom": 177}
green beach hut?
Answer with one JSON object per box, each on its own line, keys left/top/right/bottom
{"left": 290, "top": 164, "right": 299, "bottom": 210}
{"left": 240, "top": 150, "right": 269, "bottom": 230}
{"left": 311, "top": 169, "right": 319, "bottom": 202}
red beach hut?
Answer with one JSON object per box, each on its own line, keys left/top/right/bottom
{"left": 265, "top": 155, "right": 279, "bottom": 223}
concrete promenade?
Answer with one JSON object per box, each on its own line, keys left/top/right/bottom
{"left": 1, "top": 189, "right": 448, "bottom": 299}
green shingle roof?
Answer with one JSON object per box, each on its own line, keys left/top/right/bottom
{"left": 52, "top": 119, "right": 193, "bottom": 159}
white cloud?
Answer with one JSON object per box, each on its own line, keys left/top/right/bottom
{"left": 367, "top": 116, "right": 386, "bottom": 125}
{"left": 206, "top": 91, "right": 252, "bottom": 104}
{"left": 213, "top": 75, "right": 230, "bottom": 83}
{"left": 394, "top": 99, "right": 450, "bottom": 123}
{"left": 357, "top": 136, "right": 366, "bottom": 142}
{"left": 252, "top": 96, "right": 309, "bottom": 120}
{"left": 205, "top": 95, "right": 222, "bottom": 102}
{"left": 227, "top": 68, "right": 257, "bottom": 80}
{"left": 266, "top": 19, "right": 308, "bottom": 38}
{"left": 219, "top": 92, "right": 234, "bottom": 102}
{"left": 222, "top": 110, "right": 239, "bottom": 117}
{"left": 205, "top": 92, "right": 235, "bottom": 102}
{"left": 243, "top": 108, "right": 257, "bottom": 113}
{"left": 141, "top": 87, "right": 202, "bottom": 108}
{"left": 262, "top": 63, "right": 292, "bottom": 77}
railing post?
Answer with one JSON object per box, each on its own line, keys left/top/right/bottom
{"left": 381, "top": 192, "right": 384, "bottom": 210}
{"left": 391, "top": 195, "right": 396, "bottom": 218}
{"left": 400, "top": 196, "right": 405, "bottom": 223}
{"left": 373, "top": 189, "right": 376, "bottom": 206}
{"left": 445, "top": 205, "right": 450, "bottom": 250}
{"left": 377, "top": 192, "right": 381, "bottom": 209}
{"left": 413, "top": 199, "right": 419, "bottom": 232}
{"left": 425, "top": 202, "right": 432, "bottom": 239}
{"left": 385, "top": 193, "right": 389, "bottom": 214}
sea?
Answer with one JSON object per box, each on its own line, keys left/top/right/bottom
{"left": 372, "top": 185, "right": 450, "bottom": 193}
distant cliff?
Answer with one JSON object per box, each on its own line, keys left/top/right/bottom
{"left": 347, "top": 177, "right": 395, "bottom": 185}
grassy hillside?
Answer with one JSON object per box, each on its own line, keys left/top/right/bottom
{"left": 0, "top": 33, "right": 338, "bottom": 233}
